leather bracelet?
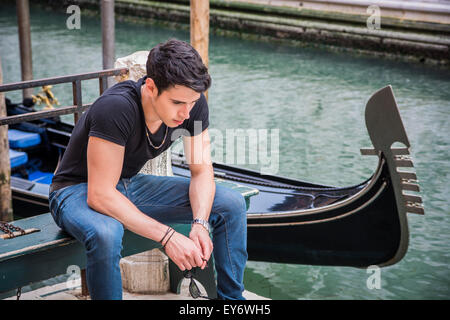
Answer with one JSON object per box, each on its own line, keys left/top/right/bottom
{"left": 159, "top": 226, "right": 173, "bottom": 245}
{"left": 162, "top": 229, "right": 176, "bottom": 249}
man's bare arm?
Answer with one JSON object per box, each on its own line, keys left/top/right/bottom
{"left": 183, "top": 128, "right": 215, "bottom": 267}
{"left": 86, "top": 136, "right": 203, "bottom": 270}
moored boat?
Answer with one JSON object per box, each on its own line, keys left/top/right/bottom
{"left": 1, "top": 71, "right": 424, "bottom": 269}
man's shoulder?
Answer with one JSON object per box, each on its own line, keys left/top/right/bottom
{"left": 90, "top": 83, "right": 141, "bottom": 115}
{"left": 86, "top": 90, "right": 140, "bottom": 131}
{"left": 93, "top": 92, "right": 133, "bottom": 107}
{"left": 96, "top": 78, "right": 141, "bottom": 106}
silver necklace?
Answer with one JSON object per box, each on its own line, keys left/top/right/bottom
{"left": 146, "top": 125, "right": 168, "bottom": 149}
{"left": 141, "top": 85, "right": 168, "bottom": 149}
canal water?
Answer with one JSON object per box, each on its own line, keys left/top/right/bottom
{"left": 1, "top": 3, "right": 449, "bottom": 299}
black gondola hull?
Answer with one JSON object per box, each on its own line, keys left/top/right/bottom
{"left": 246, "top": 164, "right": 401, "bottom": 267}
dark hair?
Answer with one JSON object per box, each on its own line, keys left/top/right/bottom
{"left": 146, "top": 39, "right": 211, "bottom": 95}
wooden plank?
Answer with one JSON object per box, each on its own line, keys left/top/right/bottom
{"left": 0, "top": 214, "right": 71, "bottom": 261}
{"left": 0, "top": 214, "right": 190, "bottom": 262}
{"left": 0, "top": 238, "right": 86, "bottom": 293}
{"left": 0, "top": 217, "right": 190, "bottom": 293}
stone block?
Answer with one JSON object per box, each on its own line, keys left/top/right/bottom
{"left": 120, "top": 249, "right": 170, "bottom": 294}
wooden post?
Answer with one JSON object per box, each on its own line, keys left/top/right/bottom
{"left": 0, "top": 56, "right": 13, "bottom": 222}
{"left": 16, "top": 0, "right": 33, "bottom": 100}
{"left": 190, "top": 0, "right": 209, "bottom": 99}
{"left": 81, "top": 269, "right": 89, "bottom": 296}
{"left": 101, "top": 0, "right": 115, "bottom": 89}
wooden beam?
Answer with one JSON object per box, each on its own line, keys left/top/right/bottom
{"left": 16, "top": 0, "right": 33, "bottom": 99}
{"left": 0, "top": 56, "right": 13, "bottom": 222}
{"left": 190, "top": 0, "right": 209, "bottom": 99}
{"left": 101, "top": 0, "right": 115, "bottom": 89}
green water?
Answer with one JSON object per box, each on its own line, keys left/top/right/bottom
{"left": 1, "top": 3, "right": 449, "bottom": 300}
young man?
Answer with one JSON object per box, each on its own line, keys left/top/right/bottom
{"left": 48, "top": 39, "right": 248, "bottom": 300}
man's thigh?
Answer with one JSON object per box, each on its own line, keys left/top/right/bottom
{"left": 126, "top": 174, "right": 194, "bottom": 225}
{"left": 49, "top": 183, "right": 124, "bottom": 245}
{"left": 126, "top": 173, "right": 246, "bottom": 227}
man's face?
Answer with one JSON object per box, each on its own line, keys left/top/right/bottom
{"left": 151, "top": 84, "right": 201, "bottom": 128}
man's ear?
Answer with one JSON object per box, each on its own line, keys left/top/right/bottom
{"left": 145, "top": 77, "right": 159, "bottom": 97}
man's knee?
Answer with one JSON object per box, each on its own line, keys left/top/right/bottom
{"left": 85, "top": 219, "right": 124, "bottom": 255}
{"left": 213, "top": 185, "right": 247, "bottom": 216}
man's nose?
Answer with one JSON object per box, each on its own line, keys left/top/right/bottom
{"left": 180, "top": 104, "right": 190, "bottom": 119}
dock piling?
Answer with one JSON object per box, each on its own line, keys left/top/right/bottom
{"left": 16, "top": 0, "right": 33, "bottom": 100}
{"left": 101, "top": 0, "right": 115, "bottom": 89}
{"left": 190, "top": 0, "right": 210, "bottom": 99}
{"left": 0, "top": 57, "right": 13, "bottom": 222}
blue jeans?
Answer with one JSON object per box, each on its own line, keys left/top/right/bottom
{"left": 48, "top": 173, "right": 248, "bottom": 300}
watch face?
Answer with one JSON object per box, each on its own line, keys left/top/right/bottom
{"left": 193, "top": 219, "right": 210, "bottom": 232}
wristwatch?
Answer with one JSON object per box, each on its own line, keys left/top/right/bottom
{"left": 192, "top": 218, "right": 211, "bottom": 233}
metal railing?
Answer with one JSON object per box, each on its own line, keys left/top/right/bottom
{"left": 0, "top": 67, "right": 129, "bottom": 126}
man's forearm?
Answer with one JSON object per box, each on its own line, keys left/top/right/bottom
{"left": 87, "top": 188, "right": 168, "bottom": 242}
{"left": 189, "top": 167, "right": 215, "bottom": 222}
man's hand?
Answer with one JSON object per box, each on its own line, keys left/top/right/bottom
{"left": 164, "top": 231, "right": 204, "bottom": 271}
{"left": 189, "top": 224, "right": 213, "bottom": 270}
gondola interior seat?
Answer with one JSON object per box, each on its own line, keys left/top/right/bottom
{"left": 28, "top": 171, "right": 54, "bottom": 185}
{"left": 8, "top": 128, "right": 54, "bottom": 184}
{"left": 9, "top": 149, "right": 28, "bottom": 169}
{"left": 8, "top": 129, "right": 41, "bottom": 149}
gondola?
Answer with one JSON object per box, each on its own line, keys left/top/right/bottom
{"left": 4, "top": 85, "right": 424, "bottom": 269}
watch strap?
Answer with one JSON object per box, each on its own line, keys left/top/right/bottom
{"left": 192, "top": 218, "right": 210, "bottom": 232}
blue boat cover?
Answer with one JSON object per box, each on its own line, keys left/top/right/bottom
{"left": 28, "top": 170, "right": 54, "bottom": 185}
{"left": 9, "top": 149, "right": 28, "bottom": 168}
{"left": 8, "top": 129, "right": 41, "bottom": 148}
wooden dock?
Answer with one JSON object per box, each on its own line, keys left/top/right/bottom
{"left": 3, "top": 281, "right": 269, "bottom": 300}
{"left": 232, "top": 0, "right": 450, "bottom": 25}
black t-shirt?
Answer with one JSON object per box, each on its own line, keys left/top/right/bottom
{"left": 50, "top": 76, "right": 209, "bottom": 191}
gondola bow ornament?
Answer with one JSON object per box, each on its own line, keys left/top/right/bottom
{"left": 362, "top": 85, "right": 424, "bottom": 266}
